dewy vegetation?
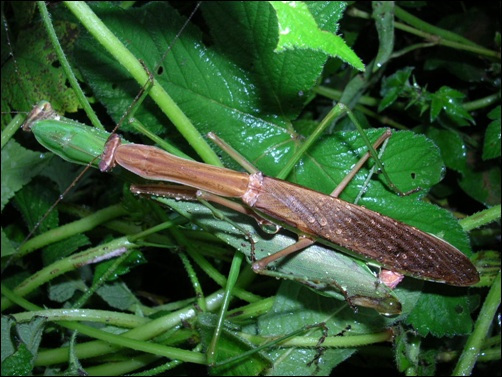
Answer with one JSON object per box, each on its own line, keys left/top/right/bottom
{"left": 1, "top": 2, "right": 500, "bottom": 376}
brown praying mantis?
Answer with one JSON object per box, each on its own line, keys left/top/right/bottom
{"left": 21, "top": 100, "right": 479, "bottom": 289}
{"left": 2, "top": 3, "right": 488, "bottom": 373}
{"left": 121, "top": 124, "right": 481, "bottom": 286}
{"left": 100, "top": 129, "right": 479, "bottom": 287}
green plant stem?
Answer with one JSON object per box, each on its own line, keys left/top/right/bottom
{"left": 242, "top": 330, "right": 392, "bottom": 348}
{"left": 178, "top": 251, "right": 208, "bottom": 312}
{"left": 459, "top": 204, "right": 501, "bottom": 232}
{"left": 2, "top": 236, "right": 138, "bottom": 310}
{"left": 395, "top": 5, "right": 500, "bottom": 58}
{"left": 72, "top": 250, "right": 133, "bottom": 309}
{"left": 85, "top": 354, "right": 161, "bottom": 376}
{"left": 391, "top": 41, "right": 437, "bottom": 59}
{"left": 17, "top": 204, "right": 128, "bottom": 258}
{"left": 453, "top": 271, "right": 501, "bottom": 375}
{"left": 127, "top": 218, "right": 185, "bottom": 242}
{"left": 128, "top": 117, "right": 192, "bottom": 160}
{"left": 277, "top": 103, "right": 346, "bottom": 179}
{"left": 37, "top": 2, "right": 104, "bottom": 130}
{"left": 394, "top": 21, "right": 500, "bottom": 58}
{"left": 207, "top": 252, "right": 245, "bottom": 365}
{"left": 1, "top": 114, "right": 25, "bottom": 148}
{"left": 214, "top": 324, "right": 319, "bottom": 367}
{"left": 227, "top": 296, "right": 275, "bottom": 319}
{"left": 315, "top": 86, "right": 408, "bottom": 130}
{"left": 63, "top": 320, "right": 205, "bottom": 365}
{"left": 184, "top": 244, "right": 234, "bottom": 289}
{"left": 477, "top": 348, "right": 501, "bottom": 362}
{"left": 355, "top": 104, "right": 408, "bottom": 130}
{"left": 11, "top": 308, "right": 149, "bottom": 328}
{"left": 25, "top": 288, "right": 225, "bottom": 366}
{"left": 343, "top": 106, "right": 402, "bottom": 195}
{"left": 463, "top": 92, "right": 501, "bottom": 112}
{"left": 314, "top": 86, "right": 378, "bottom": 107}
{"left": 394, "top": 6, "right": 483, "bottom": 48}
{"left": 349, "top": 6, "right": 500, "bottom": 59}
{"left": 63, "top": 1, "right": 223, "bottom": 166}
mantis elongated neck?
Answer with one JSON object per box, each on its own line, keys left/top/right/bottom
{"left": 114, "top": 143, "right": 251, "bottom": 198}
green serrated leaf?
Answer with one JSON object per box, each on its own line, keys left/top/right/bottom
{"left": 80, "top": 1, "right": 321, "bottom": 166}
{"left": 19, "top": 316, "right": 46, "bottom": 352}
{"left": 1, "top": 343, "right": 34, "bottom": 376}
{"left": 254, "top": 282, "right": 393, "bottom": 374}
{"left": 1, "top": 230, "right": 16, "bottom": 258}
{"left": 42, "top": 234, "right": 90, "bottom": 266}
{"left": 96, "top": 281, "right": 140, "bottom": 310}
{"left": 1, "top": 140, "right": 51, "bottom": 210}
{"left": 8, "top": 316, "right": 46, "bottom": 367}
{"left": 73, "top": 2, "right": 295, "bottom": 164}
{"left": 423, "top": 127, "right": 467, "bottom": 174}
{"left": 305, "top": 2, "right": 347, "bottom": 32}
{"left": 48, "top": 277, "right": 86, "bottom": 303}
{"left": 459, "top": 165, "right": 501, "bottom": 206}
{"left": 72, "top": 2, "right": 353, "bottom": 175}
{"left": 405, "top": 286, "right": 476, "bottom": 337}
{"left": 296, "top": 130, "right": 443, "bottom": 199}
{"left": 430, "top": 86, "right": 475, "bottom": 125}
{"left": 201, "top": 2, "right": 331, "bottom": 122}
{"left": 13, "top": 182, "right": 59, "bottom": 236}
{"left": 378, "top": 67, "right": 414, "bottom": 111}
{"left": 270, "top": 1, "right": 364, "bottom": 71}
{"left": 2, "top": 18, "right": 81, "bottom": 114}
{"left": 483, "top": 105, "right": 501, "bottom": 160}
